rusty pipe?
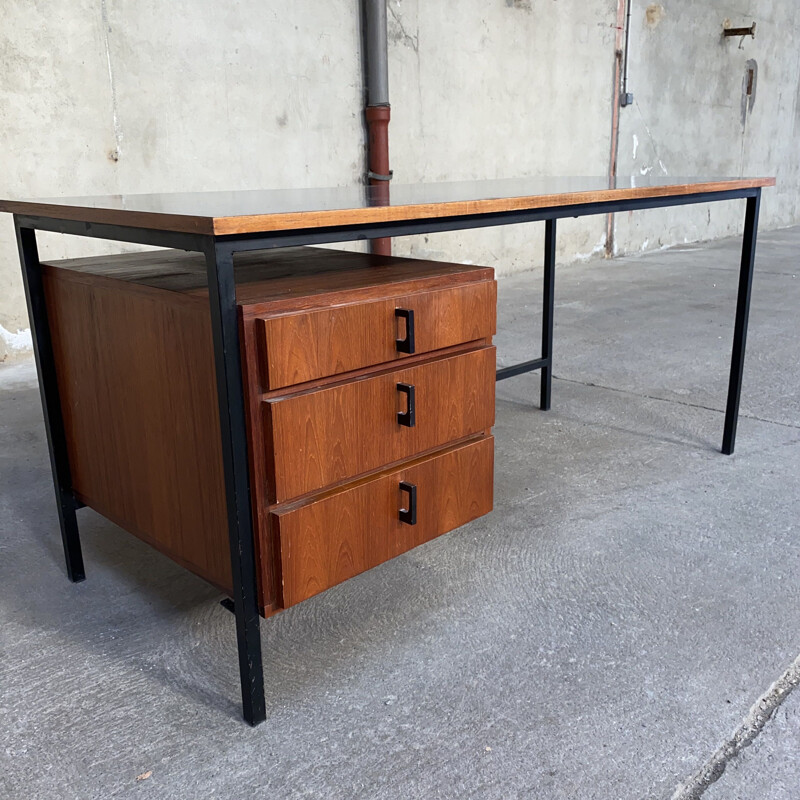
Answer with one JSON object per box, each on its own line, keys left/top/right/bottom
{"left": 365, "top": 104, "right": 392, "bottom": 256}
{"left": 606, "top": 0, "right": 628, "bottom": 258}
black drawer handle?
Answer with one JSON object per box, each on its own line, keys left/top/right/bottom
{"left": 397, "top": 382, "right": 416, "bottom": 427}
{"left": 395, "top": 308, "right": 416, "bottom": 354}
{"left": 399, "top": 481, "right": 417, "bottom": 525}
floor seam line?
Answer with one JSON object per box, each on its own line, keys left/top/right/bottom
{"left": 702, "top": 266, "right": 799, "bottom": 277}
{"left": 669, "top": 652, "right": 800, "bottom": 799}
{"left": 551, "top": 376, "right": 800, "bottom": 431}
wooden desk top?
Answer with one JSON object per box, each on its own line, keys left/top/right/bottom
{"left": 0, "top": 177, "right": 774, "bottom": 237}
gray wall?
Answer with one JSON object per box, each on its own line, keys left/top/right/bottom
{"left": 2, "top": 0, "right": 798, "bottom": 360}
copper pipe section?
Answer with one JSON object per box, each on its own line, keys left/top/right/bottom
{"left": 366, "top": 104, "right": 392, "bottom": 256}
{"left": 366, "top": 105, "right": 392, "bottom": 256}
{"left": 606, "top": 0, "right": 627, "bottom": 258}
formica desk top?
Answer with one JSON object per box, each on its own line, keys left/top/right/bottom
{"left": 0, "top": 177, "right": 775, "bottom": 237}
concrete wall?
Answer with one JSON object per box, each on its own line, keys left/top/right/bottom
{"left": 615, "top": 0, "right": 800, "bottom": 252}
{"left": 2, "top": 0, "right": 798, "bottom": 360}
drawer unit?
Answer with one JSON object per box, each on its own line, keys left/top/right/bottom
{"left": 263, "top": 346, "right": 496, "bottom": 503}
{"left": 271, "top": 436, "right": 494, "bottom": 608}
{"left": 257, "top": 281, "right": 497, "bottom": 390}
{"left": 41, "top": 246, "right": 497, "bottom": 619}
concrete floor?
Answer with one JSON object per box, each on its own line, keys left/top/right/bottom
{"left": 1, "top": 225, "right": 799, "bottom": 799}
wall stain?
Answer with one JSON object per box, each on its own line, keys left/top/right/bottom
{"left": 741, "top": 59, "right": 758, "bottom": 131}
{"left": 506, "top": 0, "right": 532, "bottom": 11}
{"left": 645, "top": 4, "right": 665, "bottom": 28}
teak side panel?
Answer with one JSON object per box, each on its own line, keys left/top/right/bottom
{"left": 42, "top": 267, "right": 233, "bottom": 592}
{"left": 272, "top": 436, "right": 494, "bottom": 609}
{"left": 263, "top": 346, "right": 496, "bottom": 503}
{"left": 258, "top": 281, "right": 497, "bottom": 390}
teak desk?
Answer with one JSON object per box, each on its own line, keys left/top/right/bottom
{"left": 0, "top": 176, "right": 775, "bottom": 725}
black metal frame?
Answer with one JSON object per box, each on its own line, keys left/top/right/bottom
{"left": 495, "top": 216, "right": 556, "bottom": 413}
{"left": 12, "top": 185, "right": 762, "bottom": 726}
{"left": 502, "top": 193, "right": 762, "bottom": 458}
{"left": 15, "top": 225, "right": 85, "bottom": 584}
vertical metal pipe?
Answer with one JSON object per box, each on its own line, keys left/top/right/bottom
{"left": 364, "top": 0, "right": 389, "bottom": 107}
{"left": 621, "top": 0, "right": 632, "bottom": 99}
{"left": 363, "top": 0, "right": 392, "bottom": 256}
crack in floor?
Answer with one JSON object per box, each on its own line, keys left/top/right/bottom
{"left": 530, "top": 370, "right": 800, "bottom": 795}
{"left": 496, "top": 366, "right": 800, "bottom": 794}
{"left": 670, "top": 653, "right": 800, "bottom": 799}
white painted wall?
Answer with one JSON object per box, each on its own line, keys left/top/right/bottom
{"left": 1, "top": 0, "right": 798, "bottom": 360}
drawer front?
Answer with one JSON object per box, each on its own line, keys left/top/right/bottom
{"left": 264, "top": 346, "right": 496, "bottom": 503}
{"left": 258, "top": 281, "right": 496, "bottom": 390}
{"left": 271, "top": 436, "right": 494, "bottom": 608}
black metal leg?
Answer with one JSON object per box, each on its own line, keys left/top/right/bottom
{"left": 204, "top": 240, "right": 266, "bottom": 726}
{"left": 495, "top": 217, "right": 557, "bottom": 390}
{"left": 722, "top": 190, "right": 761, "bottom": 455}
{"left": 14, "top": 221, "right": 85, "bottom": 582}
{"left": 540, "top": 218, "right": 556, "bottom": 410}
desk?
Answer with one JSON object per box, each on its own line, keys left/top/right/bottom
{"left": 0, "top": 176, "right": 775, "bottom": 725}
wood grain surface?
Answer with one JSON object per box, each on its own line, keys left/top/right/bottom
{"left": 258, "top": 281, "right": 497, "bottom": 390}
{"left": 41, "top": 246, "right": 493, "bottom": 308}
{"left": 231, "top": 253, "right": 497, "bottom": 613}
{"left": 41, "top": 265, "right": 233, "bottom": 593}
{"left": 39, "top": 247, "right": 497, "bottom": 617}
{"left": 271, "top": 435, "right": 494, "bottom": 609}
{"left": 263, "top": 346, "right": 496, "bottom": 503}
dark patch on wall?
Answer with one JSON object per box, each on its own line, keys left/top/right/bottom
{"left": 506, "top": 0, "right": 532, "bottom": 11}
{"left": 645, "top": 4, "right": 665, "bottom": 28}
{"left": 795, "top": 76, "right": 800, "bottom": 136}
{"left": 741, "top": 59, "right": 757, "bottom": 131}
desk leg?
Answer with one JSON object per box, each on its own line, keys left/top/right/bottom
{"left": 14, "top": 222, "right": 85, "bottom": 583}
{"left": 204, "top": 241, "right": 266, "bottom": 726}
{"left": 722, "top": 191, "right": 761, "bottom": 456}
{"left": 540, "top": 218, "right": 556, "bottom": 410}
{"left": 495, "top": 218, "right": 557, "bottom": 397}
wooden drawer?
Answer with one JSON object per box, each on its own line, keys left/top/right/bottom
{"left": 270, "top": 435, "right": 494, "bottom": 608}
{"left": 263, "top": 346, "right": 496, "bottom": 503}
{"left": 257, "top": 280, "right": 496, "bottom": 390}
